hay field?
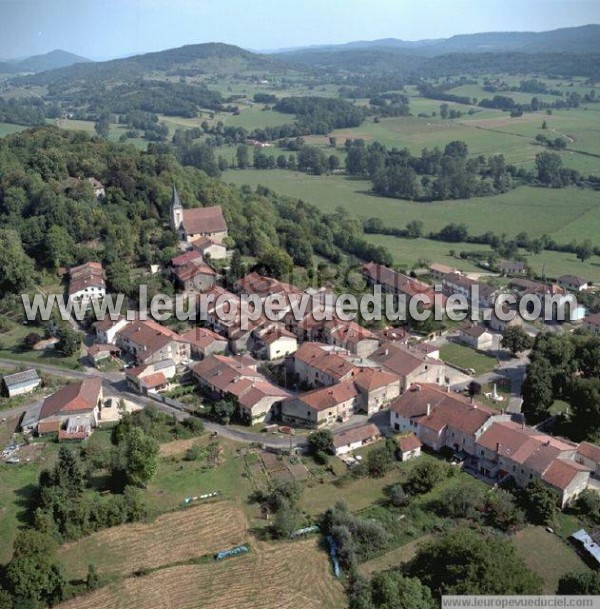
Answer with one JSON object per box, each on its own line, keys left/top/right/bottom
{"left": 57, "top": 538, "right": 345, "bottom": 609}
{"left": 59, "top": 501, "right": 248, "bottom": 580}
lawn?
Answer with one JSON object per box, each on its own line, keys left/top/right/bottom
{"left": 439, "top": 342, "right": 498, "bottom": 375}
{"left": 0, "top": 122, "right": 28, "bottom": 137}
{"left": 358, "top": 534, "right": 434, "bottom": 577}
{"left": 512, "top": 525, "right": 589, "bottom": 593}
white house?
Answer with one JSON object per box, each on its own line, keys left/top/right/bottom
{"left": 331, "top": 423, "right": 381, "bottom": 455}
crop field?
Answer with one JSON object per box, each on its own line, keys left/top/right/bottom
{"left": 57, "top": 537, "right": 345, "bottom": 609}
{"left": 59, "top": 501, "right": 249, "bottom": 580}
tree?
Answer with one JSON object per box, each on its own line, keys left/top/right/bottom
{"left": 350, "top": 570, "right": 436, "bottom": 609}
{"left": 575, "top": 489, "right": 600, "bottom": 523}
{"left": 437, "top": 484, "right": 485, "bottom": 520}
{"left": 521, "top": 361, "right": 554, "bottom": 424}
{"left": 576, "top": 239, "right": 593, "bottom": 263}
{"left": 0, "top": 229, "right": 35, "bottom": 294}
{"left": 387, "top": 483, "right": 409, "bottom": 507}
{"left": 307, "top": 429, "right": 333, "bottom": 455}
{"left": 256, "top": 247, "right": 294, "bottom": 280}
{"left": 5, "top": 530, "right": 67, "bottom": 608}
{"left": 212, "top": 399, "right": 236, "bottom": 424}
{"left": 467, "top": 381, "right": 482, "bottom": 398}
{"left": 570, "top": 378, "right": 600, "bottom": 440}
{"left": 501, "top": 326, "right": 533, "bottom": 356}
{"left": 121, "top": 427, "right": 159, "bottom": 487}
{"left": 519, "top": 479, "right": 559, "bottom": 525}
{"left": 558, "top": 571, "right": 600, "bottom": 594}
{"left": 56, "top": 324, "right": 81, "bottom": 356}
{"left": 94, "top": 112, "right": 111, "bottom": 138}
{"left": 367, "top": 444, "right": 393, "bottom": 478}
{"left": 271, "top": 498, "right": 302, "bottom": 538}
{"left": 86, "top": 564, "right": 100, "bottom": 591}
{"left": 408, "top": 527, "right": 542, "bottom": 596}
{"left": 406, "top": 220, "right": 424, "bottom": 238}
{"left": 44, "top": 225, "right": 75, "bottom": 269}
{"left": 405, "top": 460, "right": 450, "bottom": 495}
{"left": 236, "top": 144, "right": 250, "bottom": 169}
{"left": 484, "top": 489, "right": 525, "bottom": 531}
{"left": 535, "top": 151, "right": 562, "bottom": 186}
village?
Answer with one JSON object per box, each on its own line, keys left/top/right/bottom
{"left": 2, "top": 184, "right": 599, "bottom": 531}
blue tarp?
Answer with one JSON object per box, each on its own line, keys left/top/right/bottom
{"left": 571, "top": 529, "right": 600, "bottom": 565}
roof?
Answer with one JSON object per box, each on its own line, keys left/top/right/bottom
{"left": 3, "top": 369, "right": 40, "bottom": 387}
{"left": 192, "top": 236, "right": 225, "bottom": 252}
{"left": 236, "top": 380, "right": 290, "bottom": 408}
{"left": 558, "top": 274, "right": 587, "bottom": 286}
{"left": 87, "top": 343, "right": 116, "bottom": 356}
{"left": 460, "top": 324, "right": 490, "bottom": 338}
{"left": 39, "top": 378, "right": 102, "bottom": 420}
{"left": 181, "top": 205, "right": 227, "bottom": 235}
{"left": 352, "top": 368, "right": 400, "bottom": 392}
{"left": 256, "top": 324, "right": 297, "bottom": 345}
{"left": 171, "top": 250, "right": 203, "bottom": 267}
{"left": 397, "top": 434, "right": 422, "bottom": 452}
{"left": 117, "top": 321, "right": 179, "bottom": 359}
{"left": 332, "top": 423, "right": 380, "bottom": 448}
{"left": 38, "top": 420, "right": 61, "bottom": 433}
{"left": 94, "top": 316, "right": 126, "bottom": 332}
{"left": 178, "top": 327, "right": 227, "bottom": 349}
{"left": 234, "top": 272, "right": 299, "bottom": 298}
{"left": 295, "top": 381, "right": 358, "bottom": 412}
{"left": 86, "top": 177, "right": 104, "bottom": 189}
{"left": 542, "top": 458, "right": 589, "bottom": 491}
{"left": 362, "top": 262, "right": 434, "bottom": 301}
{"left": 140, "top": 372, "right": 167, "bottom": 389}
{"left": 577, "top": 442, "right": 600, "bottom": 463}
{"left": 370, "top": 342, "right": 440, "bottom": 377}
{"left": 584, "top": 313, "right": 600, "bottom": 326}
{"left": 325, "top": 320, "right": 377, "bottom": 345}
{"left": 419, "top": 399, "right": 493, "bottom": 435}
{"left": 172, "top": 261, "right": 216, "bottom": 283}
{"left": 499, "top": 260, "right": 526, "bottom": 271}
{"left": 430, "top": 263, "right": 456, "bottom": 275}
{"left": 571, "top": 529, "right": 600, "bottom": 565}
{"left": 293, "top": 342, "right": 357, "bottom": 381}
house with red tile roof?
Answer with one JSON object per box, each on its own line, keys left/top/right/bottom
{"left": 322, "top": 320, "right": 379, "bottom": 358}
{"left": 370, "top": 342, "right": 446, "bottom": 392}
{"left": 125, "top": 359, "right": 176, "bottom": 395}
{"left": 178, "top": 327, "right": 228, "bottom": 359}
{"left": 171, "top": 259, "right": 216, "bottom": 293}
{"left": 191, "top": 354, "right": 290, "bottom": 423}
{"left": 116, "top": 320, "right": 190, "bottom": 365}
{"left": 191, "top": 236, "right": 228, "bottom": 260}
{"left": 331, "top": 423, "right": 381, "bottom": 455}
{"left": 397, "top": 434, "right": 422, "bottom": 461}
{"left": 252, "top": 323, "right": 298, "bottom": 361}
{"left": 37, "top": 378, "right": 103, "bottom": 439}
{"left": 583, "top": 313, "right": 600, "bottom": 336}
{"left": 362, "top": 262, "right": 437, "bottom": 307}
{"left": 68, "top": 261, "right": 106, "bottom": 308}
{"left": 575, "top": 442, "right": 600, "bottom": 478}
{"left": 290, "top": 342, "right": 359, "bottom": 388}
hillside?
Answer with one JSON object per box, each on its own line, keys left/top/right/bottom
{"left": 18, "top": 42, "right": 295, "bottom": 86}
{"left": 275, "top": 24, "right": 600, "bottom": 57}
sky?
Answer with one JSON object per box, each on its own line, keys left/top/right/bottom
{"left": 0, "top": 0, "right": 599, "bottom": 60}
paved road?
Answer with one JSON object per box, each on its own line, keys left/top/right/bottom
{"left": 0, "top": 358, "right": 305, "bottom": 449}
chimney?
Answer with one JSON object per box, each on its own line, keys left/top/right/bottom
{"left": 521, "top": 420, "right": 525, "bottom": 430}
{"left": 426, "top": 403, "right": 431, "bottom": 416}
{"left": 384, "top": 348, "right": 389, "bottom": 356}
{"left": 496, "top": 442, "right": 502, "bottom": 454}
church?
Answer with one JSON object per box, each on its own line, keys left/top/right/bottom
{"left": 170, "top": 186, "right": 228, "bottom": 244}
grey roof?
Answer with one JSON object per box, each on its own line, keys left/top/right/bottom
{"left": 20, "top": 400, "right": 43, "bottom": 430}
{"left": 571, "top": 529, "right": 600, "bottom": 565}
{"left": 154, "top": 358, "right": 176, "bottom": 371}
{"left": 3, "top": 368, "right": 40, "bottom": 387}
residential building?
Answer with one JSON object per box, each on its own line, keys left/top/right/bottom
{"left": 576, "top": 442, "right": 600, "bottom": 478}
{"left": 170, "top": 186, "right": 228, "bottom": 243}
{"left": 362, "top": 262, "right": 436, "bottom": 307}
{"left": 178, "top": 327, "right": 228, "bottom": 359}
{"left": 498, "top": 260, "right": 526, "bottom": 275}
{"left": 322, "top": 320, "right": 379, "bottom": 358}
{"left": 281, "top": 381, "right": 359, "bottom": 428}
{"left": 36, "top": 378, "right": 103, "bottom": 439}
{"left": 87, "top": 343, "right": 119, "bottom": 367}
{"left": 352, "top": 368, "right": 401, "bottom": 414}
{"left": 116, "top": 320, "right": 190, "bottom": 365}
{"left": 172, "top": 259, "right": 216, "bottom": 292}
{"left": 331, "top": 423, "right": 381, "bottom": 455}
{"left": 290, "top": 342, "right": 358, "bottom": 388}
{"left": 370, "top": 342, "right": 446, "bottom": 392}
{"left": 429, "top": 263, "right": 458, "bottom": 282}
{"left": 94, "top": 317, "right": 130, "bottom": 344}
{"left": 2, "top": 369, "right": 41, "bottom": 397}
{"left": 458, "top": 324, "right": 494, "bottom": 350}
{"left": 86, "top": 177, "right": 105, "bottom": 199}
{"left": 68, "top": 261, "right": 106, "bottom": 308}
{"left": 583, "top": 313, "right": 600, "bottom": 335}
{"left": 558, "top": 275, "right": 590, "bottom": 292}
{"left": 191, "top": 355, "right": 289, "bottom": 423}
{"left": 397, "top": 434, "right": 422, "bottom": 461}
{"left": 191, "top": 237, "right": 228, "bottom": 260}
{"left": 126, "top": 359, "right": 176, "bottom": 395}
{"left": 252, "top": 323, "right": 298, "bottom": 361}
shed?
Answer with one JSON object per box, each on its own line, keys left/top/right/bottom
{"left": 2, "top": 369, "right": 41, "bottom": 397}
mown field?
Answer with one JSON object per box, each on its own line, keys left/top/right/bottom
{"left": 57, "top": 536, "right": 345, "bottom": 609}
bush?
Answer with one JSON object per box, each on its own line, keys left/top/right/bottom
{"left": 405, "top": 460, "right": 452, "bottom": 495}
{"left": 388, "top": 483, "right": 409, "bottom": 507}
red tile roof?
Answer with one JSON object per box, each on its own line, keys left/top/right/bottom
{"left": 178, "top": 327, "right": 227, "bottom": 350}
{"left": 578, "top": 442, "right": 600, "bottom": 463}
{"left": 38, "top": 420, "right": 60, "bottom": 434}
{"left": 293, "top": 342, "right": 357, "bottom": 381}
{"left": 542, "top": 459, "right": 589, "bottom": 490}
{"left": 140, "top": 372, "right": 167, "bottom": 389}
{"left": 182, "top": 205, "right": 227, "bottom": 235}
{"left": 352, "top": 368, "right": 400, "bottom": 392}
{"left": 332, "top": 423, "right": 380, "bottom": 448}
{"left": 171, "top": 250, "right": 203, "bottom": 267}
{"left": 397, "top": 434, "right": 422, "bottom": 453}
{"left": 370, "top": 342, "right": 440, "bottom": 377}
{"left": 294, "top": 381, "right": 358, "bottom": 412}
{"left": 40, "top": 378, "right": 102, "bottom": 420}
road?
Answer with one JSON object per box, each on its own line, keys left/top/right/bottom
{"left": 0, "top": 357, "right": 306, "bottom": 449}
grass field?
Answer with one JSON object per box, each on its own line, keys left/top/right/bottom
{"left": 512, "top": 526, "right": 589, "bottom": 593}
{"left": 358, "top": 534, "right": 434, "bottom": 577}
{"left": 57, "top": 537, "right": 345, "bottom": 609}
{"left": 439, "top": 342, "right": 498, "bottom": 375}
{"left": 0, "top": 122, "right": 27, "bottom": 137}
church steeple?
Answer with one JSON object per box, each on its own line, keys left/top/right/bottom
{"left": 170, "top": 185, "right": 183, "bottom": 231}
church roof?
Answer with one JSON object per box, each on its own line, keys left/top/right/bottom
{"left": 172, "top": 185, "right": 182, "bottom": 209}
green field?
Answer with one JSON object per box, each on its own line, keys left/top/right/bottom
{"left": 0, "top": 122, "right": 27, "bottom": 137}
{"left": 439, "top": 342, "right": 498, "bottom": 375}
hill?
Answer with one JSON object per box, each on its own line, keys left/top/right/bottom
{"left": 17, "top": 49, "right": 91, "bottom": 73}
{"left": 275, "top": 24, "right": 600, "bottom": 57}
{"left": 18, "top": 42, "right": 295, "bottom": 86}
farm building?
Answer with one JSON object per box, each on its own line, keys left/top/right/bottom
{"left": 557, "top": 275, "right": 589, "bottom": 292}
{"left": 396, "top": 434, "right": 422, "bottom": 461}
{"left": 2, "top": 369, "right": 41, "bottom": 397}
{"left": 570, "top": 529, "right": 600, "bottom": 568}
{"left": 331, "top": 423, "right": 381, "bottom": 455}
{"left": 498, "top": 260, "right": 526, "bottom": 275}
